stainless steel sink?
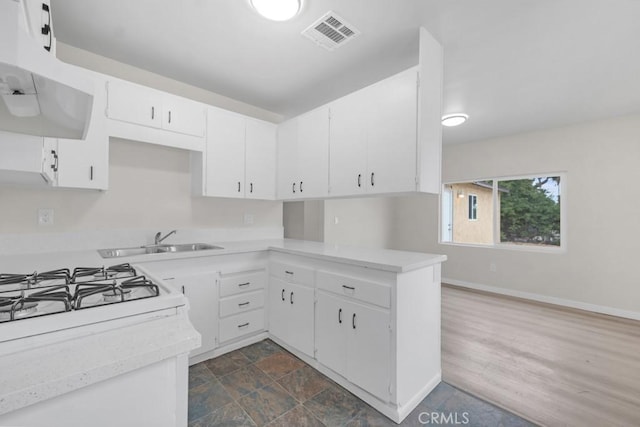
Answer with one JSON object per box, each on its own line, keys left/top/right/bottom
{"left": 97, "top": 243, "right": 224, "bottom": 258}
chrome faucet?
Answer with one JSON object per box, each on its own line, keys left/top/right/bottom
{"left": 154, "top": 230, "right": 177, "bottom": 245}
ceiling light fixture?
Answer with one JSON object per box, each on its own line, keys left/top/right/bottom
{"left": 250, "top": 0, "right": 301, "bottom": 21}
{"left": 441, "top": 113, "right": 468, "bottom": 127}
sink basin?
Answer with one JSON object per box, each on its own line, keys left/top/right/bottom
{"left": 97, "top": 243, "right": 224, "bottom": 258}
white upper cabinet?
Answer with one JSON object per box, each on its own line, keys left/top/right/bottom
{"left": 366, "top": 68, "right": 419, "bottom": 195}
{"left": 245, "top": 118, "right": 276, "bottom": 200}
{"left": 276, "top": 106, "right": 329, "bottom": 200}
{"left": 55, "top": 72, "right": 109, "bottom": 190}
{"left": 106, "top": 79, "right": 206, "bottom": 151}
{"left": 202, "top": 107, "right": 276, "bottom": 200}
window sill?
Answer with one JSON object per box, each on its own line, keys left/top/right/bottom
{"left": 439, "top": 241, "right": 566, "bottom": 254}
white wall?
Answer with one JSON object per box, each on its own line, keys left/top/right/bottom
{"left": 324, "top": 197, "right": 396, "bottom": 248}
{"left": 0, "top": 44, "right": 283, "bottom": 237}
{"left": 390, "top": 113, "right": 640, "bottom": 316}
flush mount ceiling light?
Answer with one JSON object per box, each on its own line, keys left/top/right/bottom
{"left": 250, "top": 0, "right": 301, "bottom": 21}
{"left": 441, "top": 113, "right": 468, "bottom": 127}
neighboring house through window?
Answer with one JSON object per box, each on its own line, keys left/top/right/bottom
{"left": 468, "top": 194, "right": 478, "bottom": 220}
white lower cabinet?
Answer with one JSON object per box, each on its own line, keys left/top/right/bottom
{"left": 164, "top": 272, "right": 218, "bottom": 358}
{"left": 268, "top": 277, "right": 315, "bottom": 357}
{"left": 316, "top": 291, "right": 391, "bottom": 402}
{"left": 218, "top": 268, "right": 267, "bottom": 345}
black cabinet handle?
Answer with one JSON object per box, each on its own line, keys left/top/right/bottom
{"left": 237, "top": 181, "right": 241, "bottom": 192}
{"left": 250, "top": 183, "right": 253, "bottom": 193}
{"left": 290, "top": 291, "right": 294, "bottom": 305}
{"left": 90, "top": 166, "right": 94, "bottom": 181}
{"left": 352, "top": 313, "right": 356, "bottom": 329}
{"left": 281, "top": 288, "right": 285, "bottom": 301}
{"left": 151, "top": 106, "right": 155, "bottom": 120}
{"left": 292, "top": 182, "right": 296, "bottom": 193}
{"left": 238, "top": 322, "right": 249, "bottom": 328}
{"left": 357, "top": 174, "right": 361, "bottom": 188}
{"left": 371, "top": 172, "right": 375, "bottom": 187}
{"left": 168, "top": 110, "right": 172, "bottom": 124}
{"left": 41, "top": 3, "right": 52, "bottom": 52}
{"left": 238, "top": 282, "right": 250, "bottom": 287}
{"left": 181, "top": 285, "right": 185, "bottom": 294}
{"left": 338, "top": 308, "right": 342, "bottom": 324}
{"left": 285, "top": 271, "right": 294, "bottom": 275}
{"left": 238, "top": 301, "right": 250, "bottom": 307}
{"left": 342, "top": 285, "right": 355, "bottom": 291}
{"left": 300, "top": 181, "right": 303, "bottom": 193}
{"left": 51, "top": 150, "right": 58, "bottom": 172}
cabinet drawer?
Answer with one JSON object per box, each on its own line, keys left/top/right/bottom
{"left": 219, "top": 309, "right": 265, "bottom": 343}
{"left": 219, "top": 270, "right": 265, "bottom": 297}
{"left": 219, "top": 290, "right": 265, "bottom": 318}
{"left": 317, "top": 270, "right": 391, "bottom": 308}
{"left": 270, "top": 262, "right": 315, "bottom": 286}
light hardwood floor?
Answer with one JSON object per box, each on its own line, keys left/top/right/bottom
{"left": 441, "top": 284, "right": 640, "bottom": 427}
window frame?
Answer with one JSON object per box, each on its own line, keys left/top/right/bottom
{"left": 468, "top": 194, "right": 478, "bottom": 221}
{"left": 439, "top": 172, "right": 567, "bottom": 253}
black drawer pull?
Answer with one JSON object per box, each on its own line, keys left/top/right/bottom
{"left": 238, "top": 302, "right": 250, "bottom": 307}
{"left": 238, "top": 322, "right": 250, "bottom": 328}
{"left": 342, "top": 285, "right": 355, "bottom": 291}
{"left": 357, "top": 174, "right": 361, "bottom": 188}
{"left": 290, "top": 291, "right": 294, "bottom": 304}
{"left": 281, "top": 288, "right": 285, "bottom": 301}
{"left": 338, "top": 308, "right": 342, "bottom": 324}
{"left": 238, "top": 282, "right": 250, "bottom": 287}
{"left": 352, "top": 313, "right": 356, "bottom": 329}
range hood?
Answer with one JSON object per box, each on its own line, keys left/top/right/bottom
{"left": 0, "top": 0, "right": 93, "bottom": 139}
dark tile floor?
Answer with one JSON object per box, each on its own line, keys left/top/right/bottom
{"left": 188, "top": 339, "right": 536, "bottom": 427}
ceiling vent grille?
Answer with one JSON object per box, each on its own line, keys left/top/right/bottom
{"left": 302, "top": 11, "right": 361, "bottom": 51}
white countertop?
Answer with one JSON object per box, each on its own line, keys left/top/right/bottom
{"left": 0, "top": 239, "right": 446, "bottom": 273}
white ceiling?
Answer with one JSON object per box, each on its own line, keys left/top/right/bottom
{"left": 50, "top": 0, "right": 640, "bottom": 144}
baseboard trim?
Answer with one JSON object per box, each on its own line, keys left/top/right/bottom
{"left": 442, "top": 277, "right": 640, "bottom": 322}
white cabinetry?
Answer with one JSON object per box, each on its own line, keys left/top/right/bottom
{"left": 55, "top": 72, "right": 109, "bottom": 190}
{"left": 0, "top": 132, "right": 57, "bottom": 185}
{"left": 315, "top": 270, "right": 391, "bottom": 401}
{"left": 276, "top": 106, "right": 329, "bottom": 200}
{"left": 106, "top": 79, "right": 206, "bottom": 151}
{"left": 268, "top": 260, "right": 315, "bottom": 357}
{"left": 202, "top": 107, "right": 275, "bottom": 199}
{"left": 218, "top": 269, "right": 267, "bottom": 344}
{"left": 163, "top": 271, "right": 218, "bottom": 358}
{"left": 329, "top": 68, "right": 419, "bottom": 196}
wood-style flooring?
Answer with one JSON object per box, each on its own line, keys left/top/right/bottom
{"left": 442, "top": 284, "right": 640, "bottom": 427}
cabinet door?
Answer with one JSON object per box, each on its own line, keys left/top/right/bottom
{"left": 366, "top": 69, "right": 418, "bottom": 194}
{"left": 56, "top": 136, "right": 108, "bottom": 189}
{"left": 245, "top": 119, "right": 276, "bottom": 200}
{"left": 205, "top": 108, "right": 246, "bottom": 198}
{"left": 315, "top": 291, "right": 348, "bottom": 378}
{"left": 328, "top": 90, "right": 368, "bottom": 197}
{"left": 162, "top": 94, "right": 206, "bottom": 137}
{"left": 268, "top": 277, "right": 289, "bottom": 344}
{"left": 276, "top": 117, "right": 299, "bottom": 199}
{"left": 297, "top": 106, "right": 329, "bottom": 198}
{"left": 106, "top": 80, "right": 162, "bottom": 129}
{"left": 169, "top": 272, "right": 218, "bottom": 358}
{"left": 347, "top": 301, "right": 391, "bottom": 401}
{"left": 286, "top": 281, "right": 315, "bottom": 357}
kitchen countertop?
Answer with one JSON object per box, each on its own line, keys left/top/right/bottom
{"left": 0, "top": 239, "right": 446, "bottom": 273}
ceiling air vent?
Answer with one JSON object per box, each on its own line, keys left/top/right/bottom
{"left": 302, "top": 11, "right": 361, "bottom": 51}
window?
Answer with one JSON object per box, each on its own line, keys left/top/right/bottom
{"left": 441, "top": 175, "right": 563, "bottom": 250}
{"left": 468, "top": 194, "right": 478, "bottom": 220}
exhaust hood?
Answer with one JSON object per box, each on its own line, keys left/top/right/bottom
{"left": 0, "top": 0, "right": 93, "bottom": 139}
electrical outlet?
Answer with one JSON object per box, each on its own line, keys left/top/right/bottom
{"left": 334, "top": 216, "right": 339, "bottom": 225}
{"left": 38, "top": 208, "right": 54, "bottom": 226}
{"left": 243, "top": 213, "right": 254, "bottom": 225}
{"left": 489, "top": 262, "right": 497, "bottom": 272}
